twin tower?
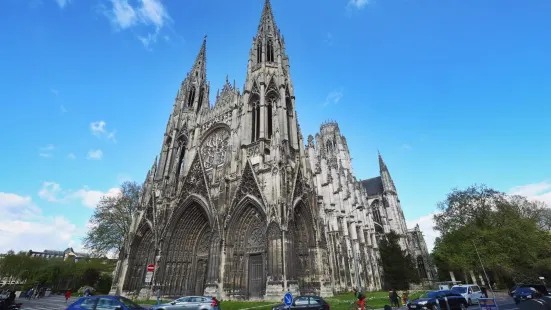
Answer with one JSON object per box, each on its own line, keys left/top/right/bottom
{"left": 111, "top": 0, "right": 433, "bottom": 301}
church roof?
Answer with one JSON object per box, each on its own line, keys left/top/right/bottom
{"left": 360, "top": 176, "right": 384, "bottom": 196}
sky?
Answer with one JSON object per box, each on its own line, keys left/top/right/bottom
{"left": 0, "top": 0, "right": 550, "bottom": 254}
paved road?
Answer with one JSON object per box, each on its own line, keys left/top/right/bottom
{"left": 16, "top": 295, "right": 70, "bottom": 310}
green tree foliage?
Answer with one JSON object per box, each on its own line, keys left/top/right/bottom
{"left": 432, "top": 184, "right": 551, "bottom": 285}
{"left": 0, "top": 252, "right": 115, "bottom": 293}
{"left": 378, "top": 231, "right": 420, "bottom": 290}
{"left": 83, "top": 181, "right": 142, "bottom": 257}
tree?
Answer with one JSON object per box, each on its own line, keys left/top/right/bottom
{"left": 432, "top": 184, "right": 551, "bottom": 285}
{"left": 378, "top": 231, "right": 419, "bottom": 290}
{"left": 83, "top": 181, "right": 142, "bottom": 257}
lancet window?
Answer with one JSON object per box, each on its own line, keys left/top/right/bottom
{"left": 188, "top": 87, "right": 196, "bottom": 108}
{"left": 250, "top": 94, "right": 261, "bottom": 142}
{"left": 372, "top": 203, "right": 384, "bottom": 234}
{"left": 285, "top": 87, "right": 293, "bottom": 141}
{"left": 197, "top": 87, "right": 205, "bottom": 112}
{"left": 256, "top": 43, "right": 262, "bottom": 63}
{"left": 266, "top": 80, "right": 278, "bottom": 140}
{"left": 267, "top": 40, "right": 275, "bottom": 62}
{"left": 174, "top": 137, "right": 187, "bottom": 181}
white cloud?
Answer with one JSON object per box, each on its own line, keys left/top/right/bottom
{"left": 407, "top": 212, "right": 440, "bottom": 253}
{"left": 38, "top": 181, "right": 121, "bottom": 209}
{"left": 0, "top": 192, "right": 81, "bottom": 254}
{"left": 54, "top": 0, "right": 70, "bottom": 8}
{"left": 60, "top": 104, "right": 68, "bottom": 113}
{"left": 323, "top": 89, "right": 344, "bottom": 106}
{"left": 509, "top": 181, "right": 551, "bottom": 207}
{"left": 39, "top": 144, "right": 55, "bottom": 158}
{"left": 87, "top": 149, "right": 104, "bottom": 160}
{"left": 402, "top": 144, "right": 412, "bottom": 151}
{"left": 90, "top": 121, "right": 116, "bottom": 143}
{"left": 348, "top": 0, "right": 369, "bottom": 9}
{"left": 67, "top": 153, "right": 76, "bottom": 159}
{"left": 101, "top": 0, "right": 171, "bottom": 48}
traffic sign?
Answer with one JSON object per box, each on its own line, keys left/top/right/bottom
{"left": 284, "top": 292, "right": 293, "bottom": 307}
{"left": 147, "top": 264, "right": 155, "bottom": 272}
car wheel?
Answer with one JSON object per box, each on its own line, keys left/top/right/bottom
{"left": 431, "top": 305, "right": 438, "bottom": 310}
{"left": 461, "top": 303, "right": 467, "bottom": 310}
{"left": 468, "top": 299, "right": 472, "bottom": 306}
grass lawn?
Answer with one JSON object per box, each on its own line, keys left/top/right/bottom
{"left": 133, "top": 291, "right": 428, "bottom": 310}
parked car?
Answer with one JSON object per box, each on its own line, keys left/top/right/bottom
{"left": 513, "top": 286, "right": 550, "bottom": 305}
{"left": 407, "top": 290, "right": 468, "bottom": 310}
{"left": 150, "top": 296, "right": 220, "bottom": 310}
{"left": 66, "top": 295, "right": 146, "bottom": 310}
{"left": 272, "top": 296, "right": 330, "bottom": 310}
{"left": 511, "top": 285, "right": 549, "bottom": 299}
{"left": 451, "top": 284, "right": 485, "bottom": 306}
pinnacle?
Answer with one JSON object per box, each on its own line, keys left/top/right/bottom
{"left": 189, "top": 36, "right": 207, "bottom": 80}
{"left": 256, "top": 0, "right": 278, "bottom": 36}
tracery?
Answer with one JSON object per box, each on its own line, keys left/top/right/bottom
{"left": 123, "top": 227, "right": 155, "bottom": 292}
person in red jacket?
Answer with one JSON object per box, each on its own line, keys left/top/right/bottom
{"left": 65, "top": 290, "right": 71, "bottom": 304}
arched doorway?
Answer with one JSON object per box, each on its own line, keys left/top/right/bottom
{"left": 290, "top": 202, "right": 317, "bottom": 295}
{"left": 224, "top": 203, "right": 266, "bottom": 299}
{"left": 159, "top": 202, "right": 212, "bottom": 297}
{"left": 123, "top": 226, "right": 155, "bottom": 292}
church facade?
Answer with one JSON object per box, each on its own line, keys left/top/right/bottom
{"left": 111, "top": 0, "right": 433, "bottom": 301}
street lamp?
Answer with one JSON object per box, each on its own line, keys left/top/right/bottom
{"left": 346, "top": 205, "right": 364, "bottom": 292}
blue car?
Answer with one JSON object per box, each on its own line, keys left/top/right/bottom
{"left": 67, "top": 295, "right": 146, "bottom": 310}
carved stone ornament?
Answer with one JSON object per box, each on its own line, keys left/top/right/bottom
{"left": 201, "top": 128, "right": 230, "bottom": 169}
{"left": 247, "top": 143, "right": 261, "bottom": 157}
{"left": 230, "top": 161, "right": 265, "bottom": 213}
{"left": 247, "top": 226, "right": 265, "bottom": 247}
{"left": 179, "top": 154, "right": 210, "bottom": 206}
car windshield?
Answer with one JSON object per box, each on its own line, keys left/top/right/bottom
{"left": 420, "top": 292, "right": 439, "bottom": 299}
{"left": 452, "top": 287, "right": 467, "bottom": 294}
{"left": 119, "top": 297, "right": 141, "bottom": 309}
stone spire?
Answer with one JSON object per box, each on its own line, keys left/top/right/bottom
{"left": 378, "top": 151, "right": 397, "bottom": 194}
{"left": 189, "top": 35, "right": 207, "bottom": 81}
{"left": 256, "top": 0, "right": 279, "bottom": 38}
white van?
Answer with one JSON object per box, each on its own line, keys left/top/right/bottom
{"left": 451, "top": 284, "right": 485, "bottom": 305}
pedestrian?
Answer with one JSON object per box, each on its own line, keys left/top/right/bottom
{"left": 84, "top": 288, "right": 90, "bottom": 297}
{"left": 26, "top": 288, "right": 33, "bottom": 300}
{"left": 391, "top": 289, "right": 400, "bottom": 308}
{"left": 65, "top": 289, "right": 71, "bottom": 304}
{"left": 156, "top": 287, "right": 160, "bottom": 305}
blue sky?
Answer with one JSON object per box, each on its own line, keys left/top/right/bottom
{"left": 0, "top": 0, "right": 550, "bottom": 253}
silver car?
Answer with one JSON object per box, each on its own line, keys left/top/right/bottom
{"left": 150, "top": 296, "right": 221, "bottom": 310}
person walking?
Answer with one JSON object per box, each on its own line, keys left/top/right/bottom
{"left": 352, "top": 288, "right": 367, "bottom": 310}
{"left": 65, "top": 290, "right": 72, "bottom": 304}
{"left": 391, "top": 289, "right": 400, "bottom": 308}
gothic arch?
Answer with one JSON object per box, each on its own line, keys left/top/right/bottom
{"left": 168, "top": 193, "right": 216, "bottom": 238}
{"left": 223, "top": 201, "right": 267, "bottom": 298}
{"left": 159, "top": 199, "right": 213, "bottom": 297}
{"left": 200, "top": 123, "right": 231, "bottom": 144}
{"left": 289, "top": 200, "right": 318, "bottom": 295}
{"left": 370, "top": 200, "right": 384, "bottom": 234}
{"left": 123, "top": 223, "right": 155, "bottom": 292}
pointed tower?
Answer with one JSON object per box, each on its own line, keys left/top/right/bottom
{"left": 176, "top": 36, "right": 210, "bottom": 114}
{"left": 378, "top": 152, "right": 409, "bottom": 250}
{"left": 378, "top": 151, "right": 397, "bottom": 194}
{"left": 241, "top": 0, "right": 300, "bottom": 159}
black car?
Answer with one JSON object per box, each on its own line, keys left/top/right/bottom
{"left": 514, "top": 286, "right": 549, "bottom": 305}
{"left": 272, "top": 296, "right": 330, "bottom": 310}
{"left": 408, "top": 290, "right": 468, "bottom": 310}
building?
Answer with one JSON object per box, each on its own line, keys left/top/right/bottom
{"left": 407, "top": 225, "right": 437, "bottom": 282}
{"left": 112, "top": 0, "right": 433, "bottom": 300}
{"left": 28, "top": 248, "right": 88, "bottom": 262}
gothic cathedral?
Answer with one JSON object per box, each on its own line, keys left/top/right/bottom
{"left": 112, "top": 0, "right": 434, "bottom": 301}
